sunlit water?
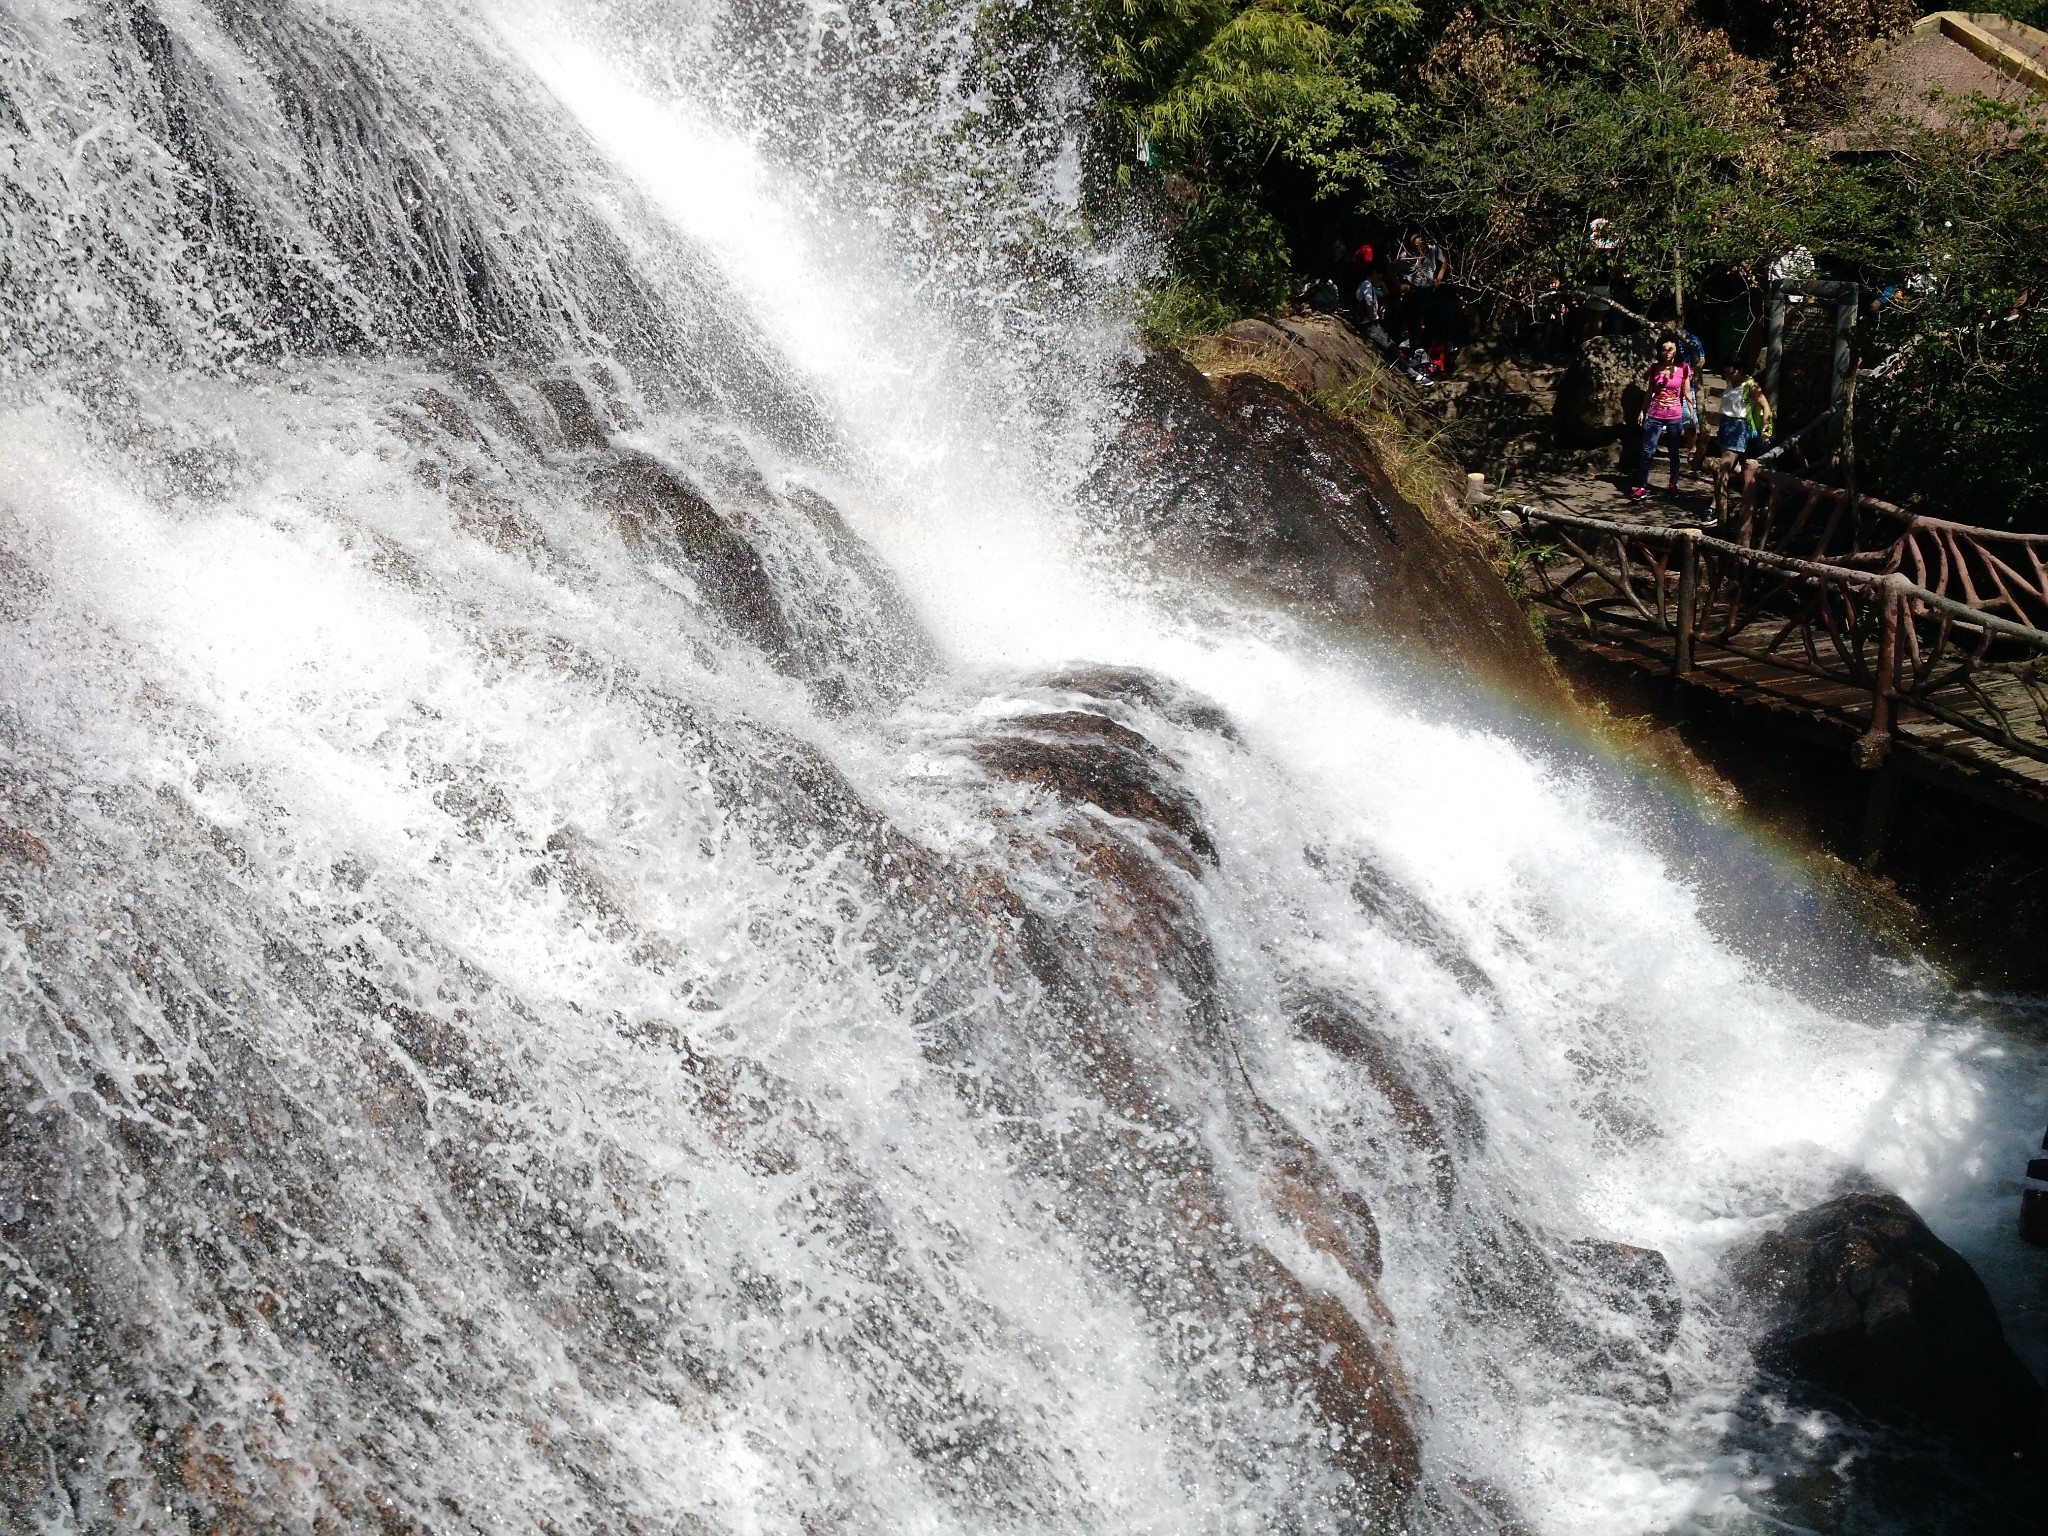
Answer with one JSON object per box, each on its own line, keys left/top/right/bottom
{"left": 2, "top": 3, "right": 2043, "bottom": 1532}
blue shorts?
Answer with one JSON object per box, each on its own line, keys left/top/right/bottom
{"left": 1718, "top": 418, "right": 1750, "bottom": 454}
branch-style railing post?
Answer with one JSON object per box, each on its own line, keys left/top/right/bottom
{"left": 1673, "top": 530, "right": 1698, "bottom": 676}
{"left": 1854, "top": 572, "right": 1907, "bottom": 770}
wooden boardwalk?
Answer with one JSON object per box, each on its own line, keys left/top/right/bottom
{"left": 1554, "top": 597, "right": 2048, "bottom": 825}
{"left": 1510, "top": 487, "right": 2048, "bottom": 841}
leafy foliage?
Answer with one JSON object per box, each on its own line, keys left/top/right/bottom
{"left": 1092, "top": 0, "right": 1414, "bottom": 308}
{"left": 1771, "top": 0, "right": 1913, "bottom": 115}
{"left": 1970, "top": 0, "right": 2048, "bottom": 29}
{"left": 1399, "top": 0, "right": 1806, "bottom": 308}
{"left": 1857, "top": 103, "right": 2048, "bottom": 530}
{"left": 1085, "top": 0, "right": 2048, "bottom": 527}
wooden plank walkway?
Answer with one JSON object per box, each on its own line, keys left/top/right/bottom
{"left": 1522, "top": 518, "right": 2048, "bottom": 832}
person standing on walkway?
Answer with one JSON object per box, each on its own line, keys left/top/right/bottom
{"left": 1699, "top": 359, "right": 1773, "bottom": 519}
{"left": 1351, "top": 266, "right": 1394, "bottom": 357}
{"left": 1398, "top": 231, "right": 1446, "bottom": 292}
{"left": 1720, "top": 360, "right": 1771, "bottom": 457}
{"left": 1739, "top": 359, "right": 1774, "bottom": 454}
{"left": 1692, "top": 358, "right": 1764, "bottom": 472}
{"left": 1630, "top": 336, "right": 1696, "bottom": 501}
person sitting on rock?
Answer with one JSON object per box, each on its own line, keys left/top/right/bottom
{"left": 1350, "top": 269, "right": 1395, "bottom": 356}
{"left": 1397, "top": 233, "right": 1451, "bottom": 372}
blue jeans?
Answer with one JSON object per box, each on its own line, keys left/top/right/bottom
{"left": 1634, "top": 417, "right": 1683, "bottom": 489}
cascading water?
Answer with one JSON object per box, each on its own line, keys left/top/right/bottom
{"left": 2, "top": 3, "right": 2043, "bottom": 1532}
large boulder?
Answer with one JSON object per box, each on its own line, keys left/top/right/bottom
{"left": 1218, "top": 314, "right": 1384, "bottom": 397}
{"left": 1728, "top": 1188, "right": 2042, "bottom": 1452}
{"left": 1555, "top": 331, "right": 1657, "bottom": 443}
{"left": 1082, "top": 347, "right": 1556, "bottom": 696}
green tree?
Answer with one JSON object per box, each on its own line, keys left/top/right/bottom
{"left": 1398, "top": 0, "right": 1809, "bottom": 313}
{"left": 1093, "top": 0, "right": 1415, "bottom": 316}
{"left": 1858, "top": 102, "right": 2048, "bottom": 530}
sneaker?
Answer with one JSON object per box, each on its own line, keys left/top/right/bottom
{"left": 1662, "top": 482, "right": 1680, "bottom": 497}
{"left": 1628, "top": 486, "right": 1648, "bottom": 501}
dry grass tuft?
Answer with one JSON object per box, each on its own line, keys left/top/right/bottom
{"left": 1177, "top": 332, "right": 1310, "bottom": 393}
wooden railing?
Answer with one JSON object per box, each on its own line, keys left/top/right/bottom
{"left": 1515, "top": 506, "right": 2048, "bottom": 771}
{"left": 1873, "top": 515, "right": 2048, "bottom": 633}
{"left": 1750, "top": 406, "right": 1843, "bottom": 481}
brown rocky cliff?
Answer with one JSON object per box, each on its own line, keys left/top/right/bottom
{"left": 1084, "top": 338, "right": 1557, "bottom": 699}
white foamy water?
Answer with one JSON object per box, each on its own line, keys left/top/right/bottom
{"left": 1, "top": 3, "right": 2042, "bottom": 1533}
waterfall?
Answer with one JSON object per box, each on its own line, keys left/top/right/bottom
{"left": 0, "top": 3, "right": 2039, "bottom": 1532}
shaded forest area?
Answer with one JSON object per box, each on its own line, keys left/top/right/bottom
{"left": 1082, "top": 0, "right": 2048, "bottom": 529}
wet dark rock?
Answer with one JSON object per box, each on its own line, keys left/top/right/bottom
{"left": 1216, "top": 314, "right": 1384, "bottom": 397}
{"left": 1583, "top": 1087, "right": 1664, "bottom": 1150}
{"left": 397, "top": 375, "right": 931, "bottom": 706}
{"left": 1255, "top": 1114, "right": 1385, "bottom": 1286}
{"left": 445, "top": 468, "right": 549, "bottom": 561}
{"left": 1048, "top": 816, "right": 1232, "bottom": 1066}
{"left": 1292, "top": 991, "right": 1466, "bottom": 1208}
{"left": 708, "top": 720, "right": 1408, "bottom": 1436}
{"left": 537, "top": 376, "right": 609, "bottom": 451}
{"left": 1729, "top": 1187, "right": 2043, "bottom": 1450}
{"left": 413, "top": 387, "right": 483, "bottom": 444}
{"left": 1243, "top": 1246, "right": 1422, "bottom": 1505}
{"left": 0, "top": 543, "right": 49, "bottom": 621}
{"left": 1345, "top": 856, "right": 1497, "bottom": 1000}
{"left": 700, "top": 723, "right": 1423, "bottom": 1521}
{"left": 776, "top": 486, "right": 941, "bottom": 706}
{"left": 1434, "top": 1477, "right": 1538, "bottom": 1536}
{"left": 970, "top": 709, "right": 1217, "bottom": 867}
{"left": 1028, "top": 663, "right": 1240, "bottom": 742}
{"left": 1083, "top": 347, "right": 1554, "bottom": 695}
{"left": 1214, "top": 318, "right": 1315, "bottom": 395}
{"left": 1446, "top": 1218, "right": 1681, "bottom": 1405}
{"left": 537, "top": 824, "right": 631, "bottom": 931}
{"left": 593, "top": 453, "right": 797, "bottom": 665}
{"left": 450, "top": 363, "right": 546, "bottom": 457}
{"left": 0, "top": 821, "right": 51, "bottom": 869}
{"left": 1569, "top": 1239, "right": 1683, "bottom": 1353}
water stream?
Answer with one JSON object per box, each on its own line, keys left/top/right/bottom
{"left": 2, "top": 3, "right": 2043, "bottom": 1532}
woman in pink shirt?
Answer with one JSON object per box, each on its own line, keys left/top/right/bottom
{"left": 1630, "top": 336, "right": 1697, "bottom": 501}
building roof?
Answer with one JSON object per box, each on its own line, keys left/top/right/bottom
{"left": 1825, "top": 11, "right": 2048, "bottom": 152}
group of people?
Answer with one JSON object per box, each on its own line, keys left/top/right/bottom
{"left": 1299, "top": 233, "right": 1464, "bottom": 383}
{"left": 1630, "top": 334, "right": 1774, "bottom": 503}
{"left": 1302, "top": 238, "right": 1776, "bottom": 503}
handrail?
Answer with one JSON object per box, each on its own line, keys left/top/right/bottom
{"left": 1512, "top": 505, "right": 2048, "bottom": 644}
{"left": 1753, "top": 407, "right": 1837, "bottom": 467}
{"left": 1888, "top": 510, "right": 2048, "bottom": 549}
{"left": 1511, "top": 502, "right": 2048, "bottom": 773}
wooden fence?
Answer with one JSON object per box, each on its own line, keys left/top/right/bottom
{"left": 1515, "top": 502, "right": 2048, "bottom": 773}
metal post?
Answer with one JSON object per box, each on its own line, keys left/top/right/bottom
{"left": 1674, "top": 531, "right": 1697, "bottom": 676}
{"left": 1834, "top": 290, "right": 1863, "bottom": 546}
{"left": 1853, "top": 572, "right": 1905, "bottom": 866}
{"left": 1762, "top": 286, "right": 1787, "bottom": 426}
{"left": 1844, "top": 371, "right": 1867, "bottom": 549}
{"left": 1830, "top": 293, "right": 1857, "bottom": 426}
{"left": 2022, "top": 1129, "right": 2048, "bottom": 1246}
